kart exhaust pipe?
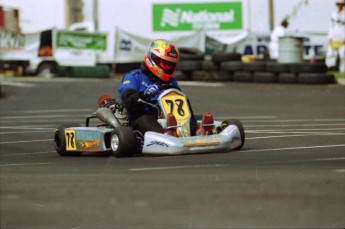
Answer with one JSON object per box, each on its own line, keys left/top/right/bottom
{"left": 95, "top": 107, "right": 121, "bottom": 128}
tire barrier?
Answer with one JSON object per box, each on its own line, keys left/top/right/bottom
{"left": 178, "top": 47, "right": 205, "bottom": 61}
{"left": 233, "top": 71, "right": 253, "bottom": 82}
{"left": 298, "top": 73, "right": 335, "bottom": 84}
{"left": 278, "top": 73, "right": 298, "bottom": 84}
{"left": 191, "top": 71, "right": 232, "bottom": 82}
{"left": 253, "top": 72, "right": 278, "bottom": 83}
{"left": 173, "top": 51, "right": 335, "bottom": 84}
{"left": 211, "top": 52, "right": 242, "bottom": 64}
{"left": 110, "top": 50, "right": 335, "bottom": 84}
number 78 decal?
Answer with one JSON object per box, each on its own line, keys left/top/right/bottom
{"left": 161, "top": 92, "right": 190, "bottom": 119}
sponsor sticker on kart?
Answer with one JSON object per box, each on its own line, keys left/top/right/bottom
{"left": 182, "top": 135, "right": 221, "bottom": 147}
{"left": 65, "top": 129, "right": 102, "bottom": 152}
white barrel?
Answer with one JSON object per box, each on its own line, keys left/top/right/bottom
{"left": 278, "top": 36, "right": 304, "bottom": 63}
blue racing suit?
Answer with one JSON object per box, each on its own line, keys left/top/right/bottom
{"left": 118, "top": 67, "right": 179, "bottom": 134}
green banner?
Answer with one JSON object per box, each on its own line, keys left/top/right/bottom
{"left": 56, "top": 31, "right": 107, "bottom": 51}
{"left": 153, "top": 2, "right": 243, "bottom": 32}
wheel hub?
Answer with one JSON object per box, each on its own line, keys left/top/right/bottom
{"left": 111, "top": 134, "right": 119, "bottom": 151}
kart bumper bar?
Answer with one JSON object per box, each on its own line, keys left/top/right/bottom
{"left": 142, "top": 125, "right": 242, "bottom": 155}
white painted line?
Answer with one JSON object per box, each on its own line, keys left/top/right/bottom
{"left": 242, "top": 118, "right": 345, "bottom": 123}
{"left": 0, "top": 139, "right": 51, "bottom": 144}
{"left": 0, "top": 119, "right": 83, "bottom": 124}
{"left": 247, "top": 130, "right": 345, "bottom": 134}
{"left": 216, "top": 116, "right": 276, "bottom": 120}
{"left": 0, "top": 125, "right": 58, "bottom": 129}
{"left": 0, "top": 130, "right": 54, "bottom": 135}
{"left": 179, "top": 81, "right": 224, "bottom": 87}
{"left": 130, "top": 164, "right": 227, "bottom": 172}
{"left": 0, "top": 109, "right": 92, "bottom": 115}
{"left": 130, "top": 156, "right": 345, "bottom": 172}
{"left": 1, "top": 115, "right": 78, "bottom": 119}
{"left": 247, "top": 128, "right": 345, "bottom": 132}
{"left": 0, "top": 162, "right": 51, "bottom": 167}
{"left": 241, "top": 144, "right": 345, "bottom": 153}
{"left": 0, "top": 75, "right": 107, "bottom": 83}
{"left": 1, "top": 151, "right": 55, "bottom": 157}
{"left": 259, "top": 157, "right": 345, "bottom": 165}
{"left": 0, "top": 81, "right": 36, "bottom": 87}
{"left": 246, "top": 123, "right": 345, "bottom": 127}
{"left": 247, "top": 133, "right": 345, "bottom": 140}
{"left": 22, "top": 109, "right": 92, "bottom": 114}
{"left": 333, "top": 169, "right": 345, "bottom": 173}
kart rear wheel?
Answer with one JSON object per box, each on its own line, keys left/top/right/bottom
{"left": 221, "top": 119, "right": 245, "bottom": 150}
{"left": 110, "top": 127, "right": 137, "bottom": 157}
{"left": 54, "top": 123, "right": 82, "bottom": 156}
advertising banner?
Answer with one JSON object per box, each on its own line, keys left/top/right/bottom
{"left": 0, "top": 30, "right": 40, "bottom": 60}
{"left": 152, "top": 2, "right": 243, "bottom": 32}
{"left": 1, "top": 29, "right": 107, "bottom": 66}
{"left": 56, "top": 30, "right": 107, "bottom": 51}
{"left": 232, "top": 32, "right": 326, "bottom": 60}
{"left": 114, "top": 27, "right": 205, "bottom": 63}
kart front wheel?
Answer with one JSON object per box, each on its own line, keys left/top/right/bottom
{"left": 54, "top": 123, "right": 82, "bottom": 156}
{"left": 221, "top": 119, "right": 245, "bottom": 150}
{"left": 110, "top": 127, "right": 137, "bottom": 157}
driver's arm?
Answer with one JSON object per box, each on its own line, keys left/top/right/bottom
{"left": 120, "top": 88, "right": 147, "bottom": 109}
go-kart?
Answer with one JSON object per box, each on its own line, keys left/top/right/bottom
{"left": 54, "top": 85, "right": 245, "bottom": 157}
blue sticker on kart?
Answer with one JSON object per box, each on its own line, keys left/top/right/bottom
{"left": 146, "top": 141, "right": 169, "bottom": 147}
{"left": 231, "top": 136, "right": 241, "bottom": 144}
{"left": 76, "top": 130, "right": 101, "bottom": 141}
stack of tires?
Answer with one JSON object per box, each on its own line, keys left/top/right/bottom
{"left": 174, "top": 47, "right": 204, "bottom": 81}
{"left": 174, "top": 48, "right": 335, "bottom": 84}
{"left": 264, "top": 62, "right": 334, "bottom": 84}
{"left": 174, "top": 48, "right": 242, "bottom": 82}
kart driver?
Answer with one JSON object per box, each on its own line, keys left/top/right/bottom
{"left": 118, "top": 39, "right": 212, "bottom": 136}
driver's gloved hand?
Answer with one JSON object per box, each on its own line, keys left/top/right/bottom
{"left": 144, "top": 84, "right": 159, "bottom": 97}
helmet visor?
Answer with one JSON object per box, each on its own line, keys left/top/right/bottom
{"left": 152, "top": 53, "right": 176, "bottom": 75}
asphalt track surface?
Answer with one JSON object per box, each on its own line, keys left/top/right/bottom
{"left": 0, "top": 76, "right": 344, "bottom": 229}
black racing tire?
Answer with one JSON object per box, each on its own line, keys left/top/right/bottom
{"left": 242, "top": 62, "right": 267, "bottom": 72}
{"left": 221, "top": 119, "right": 245, "bottom": 150}
{"left": 278, "top": 73, "right": 298, "bottom": 83}
{"left": 298, "top": 73, "right": 335, "bottom": 84}
{"left": 233, "top": 71, "right": 253, "bottom": 82}
{"left": 220, "top": 61, "right": 243, "bottom": 72}
{"left": 110, "top": 127, "right": 137, "bottom": 157}
{"left": 290, "top": 63, "right": 327, "bottom": 73}
{"left": 201, "top": 60, "right": 219, "bottom": 71}
{"left": 211, "top": 52, "right": 242, "bottom": 63}
{"left": 191, "top": 71, "right": 233, "bottom": 82}
{"left": 176, "top": 60, "right": 202, "bottom": 71}
{"left": 54, "top": 123, "right": 82, "bottom": 156}
{"left": 266, "top": 62, "right": 291, "bottom": 73}
{"left": 213, "top": 71, "right": 233, "bottom": 81}
{"left": 253, "top": 72, "right": 278, "bottom": 83}
{"left": 178, "top": 47, "right": 204, "bottom": 61}
{"left": 191, "top": 71, "right": 214, "bottom": 81}
{"left": 173, "top": 71, "right": 191, "bottom": 81}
